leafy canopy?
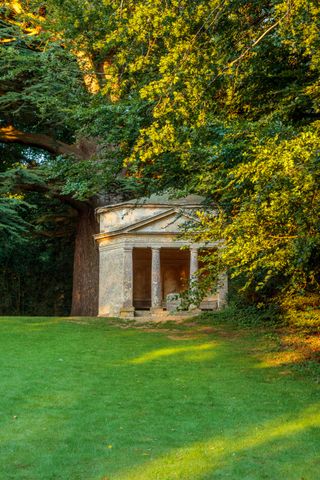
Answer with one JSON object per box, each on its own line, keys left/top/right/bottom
{"left": 1, "top": 0, "right": 320, "bottom": 304}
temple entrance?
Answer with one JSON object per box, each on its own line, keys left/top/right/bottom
{"left": 161, "top": 248, "right": 190, "bottom": 301}
{"left": 133, "top": 248, "right": 151, "bottom": 309}
{"left": 133, "top": 247, "right": 190, "bottom": 310}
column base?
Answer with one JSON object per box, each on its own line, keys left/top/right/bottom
{"left": 120, "top": 306, "right": 135, "bottom": 319}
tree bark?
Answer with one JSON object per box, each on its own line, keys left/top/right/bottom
{"left": 71, "top": 205, "right": 99, "bottom": 316}
{"left": 0, "top": 125, "right": 97, "bottom": 159}
{"left": 0, "top": 125, "right": 80, "bottom": 157}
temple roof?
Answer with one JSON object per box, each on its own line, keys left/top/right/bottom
{"left": 96, "top": 193, "right": 205, "bottom": 214}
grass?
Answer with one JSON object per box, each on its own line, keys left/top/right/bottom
{"left": 0, "top": 315, "right": 319, "bottom": 480}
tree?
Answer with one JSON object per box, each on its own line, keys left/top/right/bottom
{"left": 0, "top": 1, "right": 123, "bottom": 315}
{"left": 188, "top": 123, "right": 320, "bottom": 303}
{"left": 1, "top": 0, "right": 319, "bottom": 313}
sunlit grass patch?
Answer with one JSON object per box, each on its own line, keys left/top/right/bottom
{"left": 257, "top": 350, "right": 306, "bottom": 367}
{"left": 114, "top": 406, "right": 320, "bottom": 480}
{"left": 129, "top": 342, "right": 217, "bottom": 364}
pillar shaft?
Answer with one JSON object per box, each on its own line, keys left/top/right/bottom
{"left": 123, "top": 247, "right": 133, "bottom": 308}
{"left": 151, "top": 247, "right": 162, "bottom": 308}
{"left": 189, "top": 247, "right": 199, "bottom": 281}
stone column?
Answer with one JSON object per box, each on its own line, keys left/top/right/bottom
{"left": 217, "top": 272, "right": 228, "bottom": 309}
{"left": 189, "top": 247, "right": 199, "bottom": 281}
{"left": 189, "top": 247, "right": 200, "bottom": 312}
{"left": 120, "top": 246, "right": 135, "bottom": 318}
{"left": 151, "top": 247, "right": 163, "bottom": 310}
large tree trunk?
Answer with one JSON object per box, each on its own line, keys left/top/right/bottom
{"left": 71, "top": 205, "right": 99, "bottom": 316}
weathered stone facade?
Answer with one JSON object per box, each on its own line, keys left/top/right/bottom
{"left": 95, "top": 194, "right": 227, "bottom": 318}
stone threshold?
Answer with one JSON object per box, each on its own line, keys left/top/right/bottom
{"left": 132, "top": 309, "right": 202, "bottom": 323}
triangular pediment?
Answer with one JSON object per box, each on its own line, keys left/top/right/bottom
{"left": 129, "top": 210, "right": 195, "bottom": 234}
{"left": 104, "top": 208, "right": 198, "bottom": 237}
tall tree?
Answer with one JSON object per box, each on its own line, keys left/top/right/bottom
{"left": 0, "top": 1, "right": 122, "bottom": 315}
{"left": 1, "top": 0, "right": 319, "bottom": 312}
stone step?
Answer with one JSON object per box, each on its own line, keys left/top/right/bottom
{"left": 134, "top": 310, "right": 152, "bottom": 317}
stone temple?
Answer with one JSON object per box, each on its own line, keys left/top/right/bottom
{"left": 94, "top": 194, "right": 227, "bottom": 319}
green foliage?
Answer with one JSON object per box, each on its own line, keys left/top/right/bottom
{"left": 191, "top": 123, "right": 320, "bottom": 302}
{"left": 0, "top": 232, "right": 73, "bottom": 316}
{"left": 0, "top": 199, "right": 74, "bottom": 315}
{"left": 0, "top": 166, "right": 75, "bottom": 316}
{"left": 280, "top": 293, "right": 320, "bottom": 333}
{"left": 1, "top": 0, "right": 320, "bottom": 311}
{"left": 0, "top": 166, "right": 36, "bottom": 243}
{"left": 0, "top": 197, "right": 31, "bottom": 241}
{"left": 197, "top": 303, "right": 281, "bottom": 329}
{"left": 0, "top": 37, "right": 89, "bottom": 134}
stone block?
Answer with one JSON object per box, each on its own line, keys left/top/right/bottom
{"left": 120, "top": 306, "right": 135, "bottom": 318}
{"left": 166, "top": 293, "right": 181, "bottom": 312}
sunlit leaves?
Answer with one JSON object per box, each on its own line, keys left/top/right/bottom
{"left": 192, "top": 123, "right": 320, "bottom": 300}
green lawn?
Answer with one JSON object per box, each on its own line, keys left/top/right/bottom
{"left": 0, "top": 316, "right": 319, "bottom": 480}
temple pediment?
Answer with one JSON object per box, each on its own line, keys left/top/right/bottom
{"left": 130, "top": 210, "right": 192, "bottom": 234}
{"left": 96, "top": 193, "right": 204, "bottom": 239}
{"left": 100, "top": 209, "right": 196, "bottom": 237}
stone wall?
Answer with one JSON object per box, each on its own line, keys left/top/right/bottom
{"left": 98, "top": 247, "right": 124, "bottom": 316}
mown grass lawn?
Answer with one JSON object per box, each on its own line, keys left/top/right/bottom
{"left": 0, "top": 316, "right": 319, "bottom": 480}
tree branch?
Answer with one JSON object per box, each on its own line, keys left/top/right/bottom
{"left": 227, "top": 13, "right": 288, "bottom": 69}
{"left": 13, "top": 180, "right": 92, "bottom": 212}
{"left": 209, "top": 10, "right": 290, "bottom": 86}
{"left": 0, "top": 125, "right": 81, "bottom": 157}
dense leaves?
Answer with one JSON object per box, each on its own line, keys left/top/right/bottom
{"left": 1, "top": 0, "right": 319, "bottom": 311}
{"left": 0, "top": 146, "right": 75, "bottom": 315}
{"left": 0, "top": 191, "right": 74, "bottom": 315}
{"left": 191, "top": 124, "right": 320, "bottom": 302}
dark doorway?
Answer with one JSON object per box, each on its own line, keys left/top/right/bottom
{"left": 160, "top": 248, "right": 190, "bottom": 300}
{"left": 133, "top": 248, "right": 151, "bottom": 309}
